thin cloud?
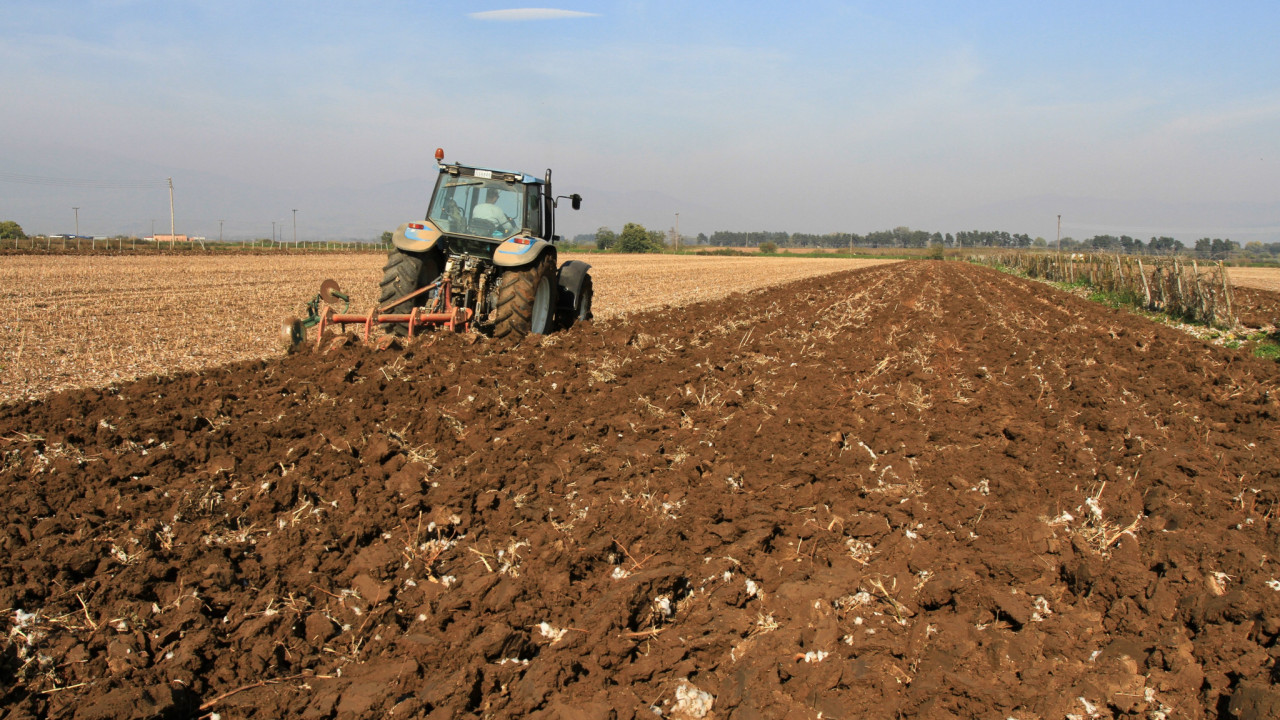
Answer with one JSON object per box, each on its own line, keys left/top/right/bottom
{"left": 468, "top": 8, "right": 600, "bottom": 22}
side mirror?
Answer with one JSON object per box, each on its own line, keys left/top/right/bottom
{"left": 571, "top": 194, "right": 582, "bottom": 211}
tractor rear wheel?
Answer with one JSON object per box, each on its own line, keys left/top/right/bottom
{"left": 492, "top": 253, "right": 555, "bottom": 339}
{"left": 576, "top": 275, "right": 594, "bottom": 322}
{"left": 558, "top": 274, "right": 593, "bottom": 329}
{"left": 379, "top": 248, "right": 441, "bottom": 335}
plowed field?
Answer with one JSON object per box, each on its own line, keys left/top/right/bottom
{"left": 3, "top": 261, "right": 1279, "bottom": 719}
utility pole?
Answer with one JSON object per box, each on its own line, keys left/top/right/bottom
{"left": 1056, "top": 214, "right": 1062, "bottom": 254}
{"left": 168, "top": 177, "right": 175, "bottom": 250}
{"left": 292, "top": 209, "right": 298, "bottom": 247}
{"left": 219, "top": 220, "right": 224, "bottom": 243}
{"left": 151, "top": 219, "right": 155, "bottom": 247}
{"left": 72, "top": 207, "right": 79, "bottom": 250}
{"left": 272, "top": 221, "right": 277, "bottom": 245}
{"left": 675, "top": 212, "right": 680, "bottom": 252}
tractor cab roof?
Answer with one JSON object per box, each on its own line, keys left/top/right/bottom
{"left": 439, "top": 163, "right": 542, "bottom": 186}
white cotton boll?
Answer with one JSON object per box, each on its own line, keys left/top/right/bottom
{"left": 537, "top": 622, "right": 568, "bottom": 643}
{"left": 654, "top": 596, "right": 673, "bottom": 617}
{"left": 672, "top": 682, "right": 715, "bottom": 718}
{"left": 1031, "top": 596, "right": 1052, "bottom": 622}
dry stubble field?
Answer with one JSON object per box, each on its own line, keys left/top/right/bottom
{"left": 1228, "top": 267, "right": 1280, "bottom": 293}
{"left": 0, "top": 253, "right": 896, "bottom": 404}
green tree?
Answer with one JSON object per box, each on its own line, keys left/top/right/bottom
{"left": 594, "top": 226, "right": 616, "bottom": 251}
{"left": 1209, "top": 238, "right": 1237, "bottom": 258}
{"left": 0, "top": 220, "right": 26, "bottom": 240}
{"left": 758, "top": 241, "right": 778, "bottom": 254}
{"left": 380, "top": 231, "right": 393, "bottom": 244}
{"left": 616, "top": 222, "right": 664, "bottom": 253}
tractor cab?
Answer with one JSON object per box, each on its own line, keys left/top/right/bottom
{"left": 427, "top": 166, "right": 544, "bottom": 241}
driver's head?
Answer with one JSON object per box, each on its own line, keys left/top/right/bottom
{"left": 486, "top": 189, "right": 500, "bottom": 203}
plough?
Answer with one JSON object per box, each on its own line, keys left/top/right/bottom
{"left": 281, "top": 277, "right": 473, "bottom": 352}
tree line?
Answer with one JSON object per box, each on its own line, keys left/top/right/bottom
{"left": 8, "top": 216, "right": 1277, "bottom": 261}
{"left": 571, "top": 224, "right": 1280, "bottom": 260}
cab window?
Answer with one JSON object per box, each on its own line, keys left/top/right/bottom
{"left": 524, "top": 188, "right": 543, "bottom": 237}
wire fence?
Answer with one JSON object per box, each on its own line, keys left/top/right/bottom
{"left": 0, "top": 237, "right": 393, "bottom": 253}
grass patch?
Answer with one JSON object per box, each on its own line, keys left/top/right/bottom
{"left": 1247, "top": 332, "right": 1280, "bottom": 362}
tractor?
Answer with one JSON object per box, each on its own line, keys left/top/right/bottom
{"left": 284, "top": 148, "right": 592, "bottom": 350}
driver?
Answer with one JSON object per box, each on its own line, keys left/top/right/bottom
{"left": 472, "top": 189, "right": 513, "bottom": 230}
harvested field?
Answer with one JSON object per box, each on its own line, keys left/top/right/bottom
{"left": 0, "top": 253, "right": 895, "bottom": 405}
{"left": 1227, "top": 267, "right": 1280, "bottom": 293}
{"left": 3, "top": 261, "right": 1279, "bottom": 719}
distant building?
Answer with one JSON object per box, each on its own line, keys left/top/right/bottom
{"left": 153, "top": 234, "right": 190, "bottom": 242}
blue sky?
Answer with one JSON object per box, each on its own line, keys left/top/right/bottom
{"left": 2, "top": 1, "right": 1278, "bottom": 242}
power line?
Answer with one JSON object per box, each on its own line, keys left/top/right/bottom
{"left": 0, "top": 171, "right": 169, "bottom": 189}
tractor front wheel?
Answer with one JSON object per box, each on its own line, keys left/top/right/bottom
{"left": 379, "top": 248, "right": 441, "bottom": 335}
{"left": 492, "top": 253, "right": 556, "bottom": 339}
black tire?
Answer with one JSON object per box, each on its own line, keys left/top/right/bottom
{"left": 558, "top": 274, "right": 593, "bottom": 329}
{"left": 378, "top": 248, "right": 441, "bottom": 335}
{"left": 492, "top": 253, "right": 556, "bottom": 339}
{"left": 576, "top": 275, "right": 593, "bottom": 322}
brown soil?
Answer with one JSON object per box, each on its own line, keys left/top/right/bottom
{"left": 1232, "top": 286, "right": 1280, "bottom": 330}
{"left": 3, "top": 261, "right": 1279, "bottom": 719}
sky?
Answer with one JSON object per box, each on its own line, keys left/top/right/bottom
{"left": 2, "top": 1, "right": 1279, "bottom": 243}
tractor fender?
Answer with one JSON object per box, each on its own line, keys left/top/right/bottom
{"left": 392, "top": 221, "right": 442, "bottom": 253}
{"left": 492, "top": 238, "right": 554, "bottom": 267}
{"left": 556, "top": 259, "right": 592, "bottom": 311}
